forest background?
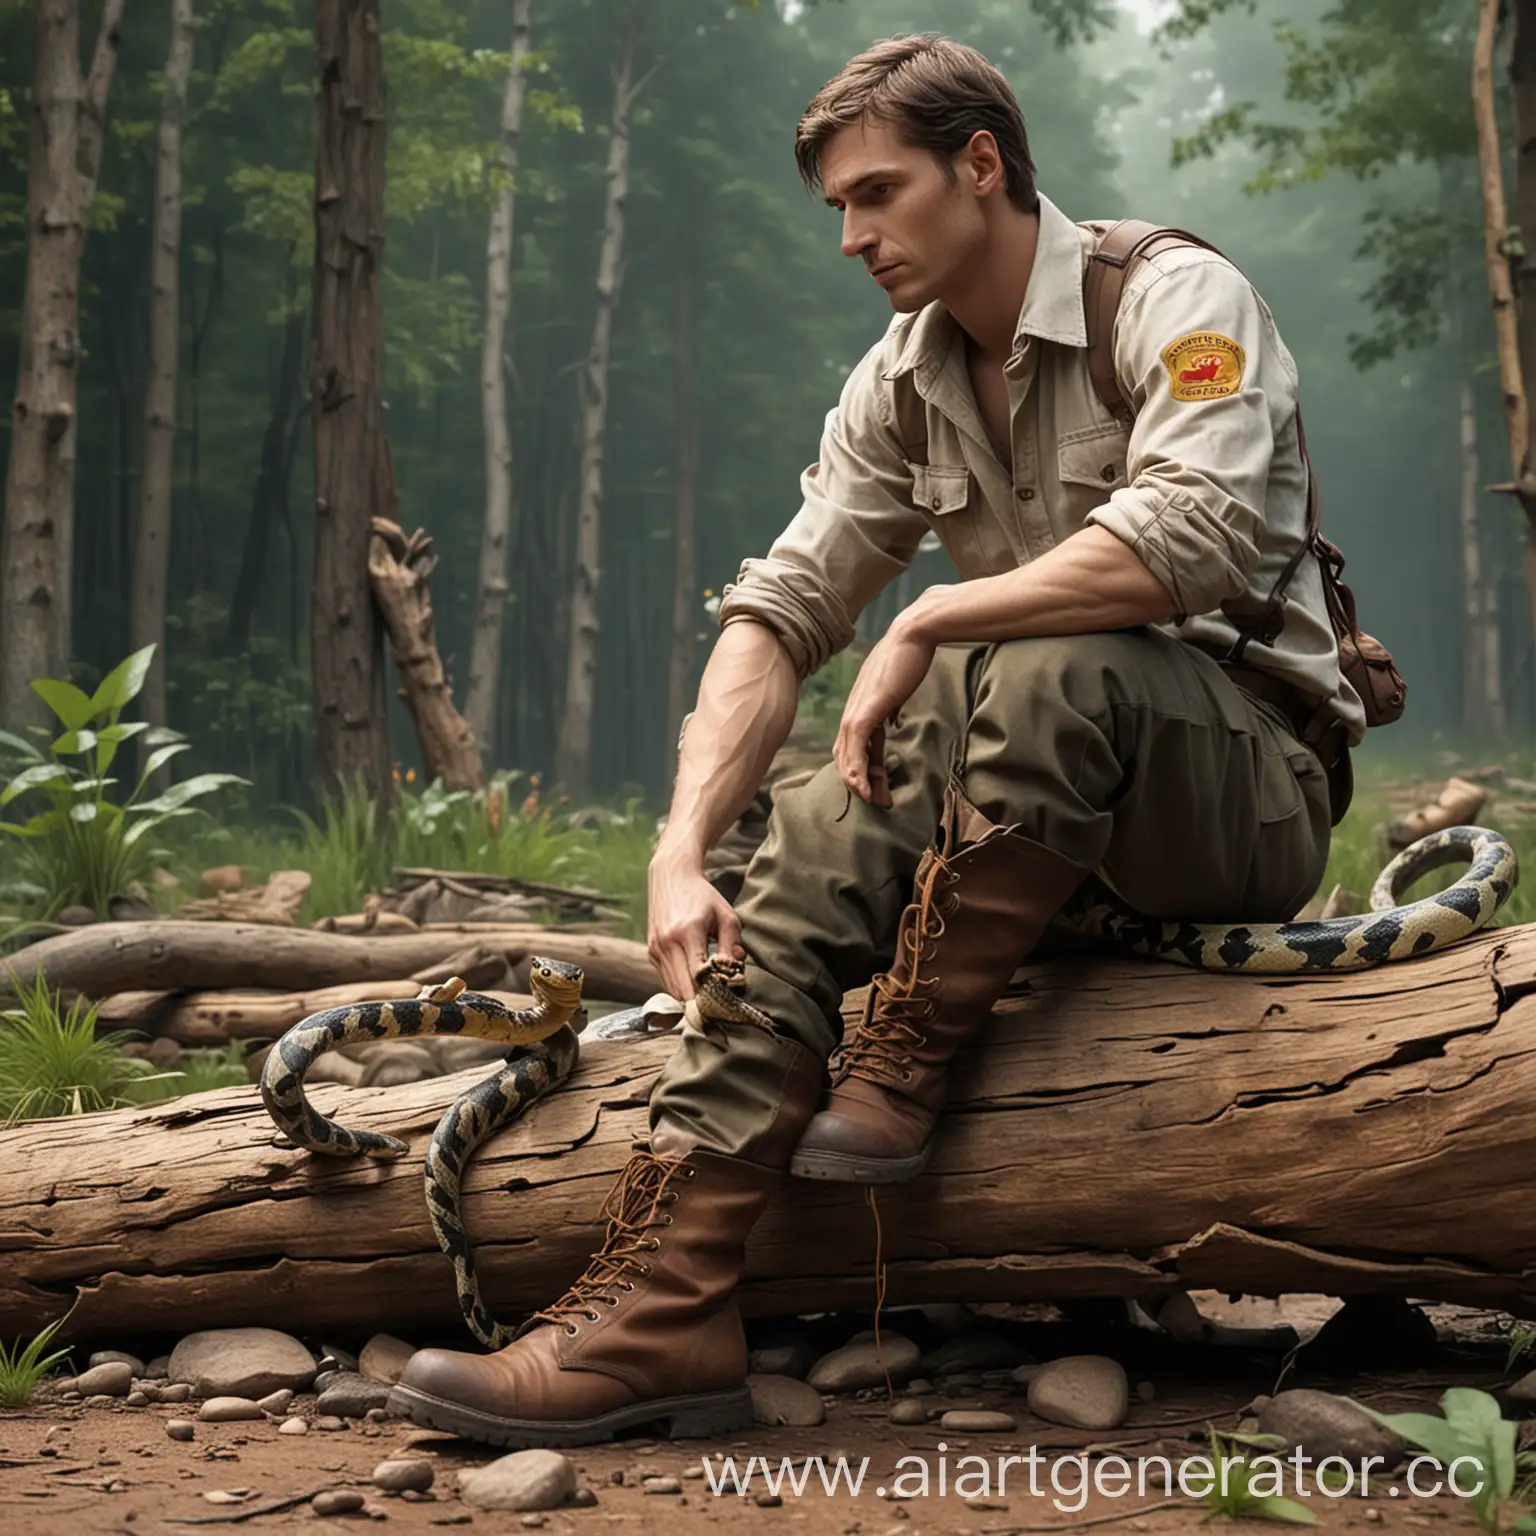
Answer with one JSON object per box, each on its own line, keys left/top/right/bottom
{"left": 0, "top": 0, "right": 1511, "bottom": 817}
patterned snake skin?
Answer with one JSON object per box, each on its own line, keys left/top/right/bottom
{"left": 262, "top": 828, "right": 1516, "bottom": 1346}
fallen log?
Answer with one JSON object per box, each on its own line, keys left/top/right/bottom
{"left": 0, "top": 921, "right": 662, "bottom": 1005}
{"left": 6, "top": 925, "right": 1536, "bottom": 1344}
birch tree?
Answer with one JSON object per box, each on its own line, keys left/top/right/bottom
{"left": 130, "top": 0, "right": 196, "bottom": 747}
{"left": 463, "top": 0, "right": 532, "bottom": 763}
{"left": 552, "top": 14, "right": 646, "bottom": 796}
{"left": 0, "top": 0, "right": 126, "bottom": 730}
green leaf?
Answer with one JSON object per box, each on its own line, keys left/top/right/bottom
{"left": 29, "top": 679, "right": 95, "bottom": 732}
{"left": 1359, "top": 1408, "right": 1468, "bottom": 1470}
{"left": 52, "top": 728, "right": 98, "bottom": 757}
{"left": 130, "top": 773, "right": 247, "bottom": 815}
{"left": 132, "top": 742, "right": 190, "bottom": 794}
{"left": 0, "top": 729, "right": 43, "bottom": 762}
{"left": 67, "top": 803, "right": 98, "bottom": 824}
{"left": 1256, "top": 1495, "right": 1318, "bottom": 1525}
{"left": 0, "top": 763, "right": 72, "bottom": 807}
{"left": 88, "top": 645, "right": 156, "bottom": 716}
{"left": 123, "top": 807, "right": 200, "bottom": 844}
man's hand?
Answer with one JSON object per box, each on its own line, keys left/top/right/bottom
{"left": 835, "top": 611, "right": 939, "bottom": 806}
{"left": 647, "top": 843, "right": 744, "bottom": 1001}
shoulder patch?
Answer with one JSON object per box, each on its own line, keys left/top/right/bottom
{"left": 1161, "top": 332, "right": 1245, "bottom": 401}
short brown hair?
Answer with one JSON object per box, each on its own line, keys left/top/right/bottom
{"left": 795, "top": 35, "right": 1038, "bottom": 214}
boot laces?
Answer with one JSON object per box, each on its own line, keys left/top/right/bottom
{"left": 530, "top": 1152, "right": 693, "bottom": 1330}
{"left": 833, "top": 860, "right": 957, "bottom": 1085}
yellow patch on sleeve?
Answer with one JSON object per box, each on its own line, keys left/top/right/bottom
{"left": 1161, "top": 332, "right": 1245, "bottom": 401}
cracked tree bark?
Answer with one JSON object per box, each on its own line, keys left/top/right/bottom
{"left": 5, "top": 927, "right": 1536, "bottom": 1344}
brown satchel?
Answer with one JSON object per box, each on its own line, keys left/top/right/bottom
{"left": 894, "top": 218, "right": 1406, "bottom": 824}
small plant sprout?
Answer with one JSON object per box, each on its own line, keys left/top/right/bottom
{"left": 0, "top": 1311, "right": 74, "bottom": 1408}
{"left": 1199, "top": 1427, "right": 1317, "bottom": 1524}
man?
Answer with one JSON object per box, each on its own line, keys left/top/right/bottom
{"left": 391, "top": 33, "right": 1360, "bottom": 1448}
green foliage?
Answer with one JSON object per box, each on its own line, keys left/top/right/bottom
{"left": 1199, "top": 1427, "right": 1318, "bottom": 1525}
{"left": 123, "top": 1043, "right": 253, "bottom": 1104}
{"left": 0, "top": 1312, "right": 74, "bottom": 1408}
{"left": 0, "top": 974, "right": 167, "bottom": 1124}
{"left": 0, "top": 647, "right": 246, "bottom": 918}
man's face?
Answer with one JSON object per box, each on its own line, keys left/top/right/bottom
{"left": 819, "top": 118, "right": 988, "bottom": 313}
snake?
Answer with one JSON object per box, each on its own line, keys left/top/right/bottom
{"left": 261, "top": 827, "right": 1516, "bottom": 1345}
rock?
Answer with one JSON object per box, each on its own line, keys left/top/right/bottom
{"left": 934, "top": 1370, "right": 982, "bottom": 1389}
{"left": 314, "top": 1370, "right": 340, "bottom": 1393}
{"left": 907, "top": 1378, "right": 934, "bottom": 1396}
{"left": 200, "top": 865, "right": 244, "bottom": 894}
{"left": 1257, "top": 1390, "right": 1407, "bottom": 1470}
{"left": 459, "top": 1449, "right": 576, "bottom": 1512}
{"left": 316, "top": 1371, "right": 393, "bottom": 1418}
{"left": 373, "top": 1458, "right": 434, "bottom": 1493}
{"left": 1027, "top": 1356, "right": 1129, "bottom": 1431}
{"left": 279, "top": 1417, "right": 308, "bottom": 1435}
{"left": 168, "top": 1328, "right": 316, "bottom": 1399}
{"left": 56, "top": 905, "right": 96, "bottom": 926}
{"left": 940, "top": 1410, "right": 1017, "bottom": 1433}
{"left": 144, "top": 1356, "right": 171, "bottom": 1379}
{"left": 1299, "top": 1297, "right": 1439, "bottom": 1372}
{"left": 920, "top": 1303, "right": 977, "bottom": 1333}
{"left": 318, "top": 1343, "right": 360, "bottom": 1373}
{"left": 314, "top": 1415, "right": 347, "bottom": 1431}
{"left": 1136, "top": 1380, "right": 1156, "bottom": 1403}
{"left": 134, "top": 1382, "right": 161, "bottom": 1403}
{"left": 85, "top": 1393, "right": 117, "bottom": 1408}
{"left": 1509, "top": 1370, "right": 1536, "bottom": 1405}
{"left": 889, "top": 1399, "right": 929, "bottom": 1425}
{"left": 313, "top": 1490, "right": 365, "bottom": 1517}
{"left": 257, "top": 1389, "right": 292, "bottom": 1416}
{"left": 1010, "top": 1362, "right": 1041, "bottom": 1388}
{"left": 146, "top": 1037, "right": 182, "bottom": 1070}
{"left": 359, "top": 1334, "right": 417, "bottom": 1386}
{"left": 125, "top": 1391, "right": 149, "bottom": 1408}
{"left": 921, "top": 1329, "right": 1025, "bottom": 1376}
{"left": 198, "top": 1397, "right": 264, "bottom": 1423}
{"left": 807, "top": 1334, "right": 920, "bottom": 1392}
{"left": 749, "top": 1375, "right": 825, "bottom": 1428}
{"left": 89, "top": 1350, "right": 145, "bottom": 1377}
{"left": 748, "top": 1335, "right": 818, "bottom": 1380}
{"left": 643, "top": 1476, "right": 682, "bottom": 1494}
{"left": 71, "top": 1362, "right": 132, "bottom": 1397}
{"left": 166, "top": 1420, "right": 195, "bottom": 1442}
{"left": 158, "top": 1383, "right": 191, "bottom": 1403}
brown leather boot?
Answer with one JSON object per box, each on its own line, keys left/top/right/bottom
{"left": 790, "top": 780, "right": 1087, "bottom": 1185}
{"left": 388, "top": 1145, "right": 775, "bottom": 1446}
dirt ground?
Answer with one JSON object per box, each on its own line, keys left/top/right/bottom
{"left": 0, "top": 1297, "right": 1515, "bottom": 1536}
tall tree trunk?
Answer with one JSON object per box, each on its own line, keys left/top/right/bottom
{"left": 1460, "top": 377, "right": 1506, "bottom": 738}
{"left": 465, "top": 0, "right": 532, "bottom": 763}
{"left": 131, "top": 0, "right": 195, "bottom": 748}
{"left": 228, "top": 299, "right": 305, "bottom": 651}
{"left": 0, "top": 0, "right": 125, "bottom": 730}
{"left": 311, "top": 0, "right": 394, "bottom": 804}
{"left": 552, "top": 21, "right": 644, "bottom": 797}
{"left": 665, "top": 259, "right": 697, "bottom": 762}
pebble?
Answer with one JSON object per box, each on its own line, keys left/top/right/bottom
{"left": 316, "top": 1372, "right": 392, "bottom": 1418}
{"left": 1257, "top": 1389, "right": 1406, "bottom": 1470}
{"left": 257, "top": 1389, "right": 292, "bottom": 1415}
{"left": 365, "top": 1407, "right": 392, "bottom": 1424}
{"left": 806, "top": 1334, "right": 920, "bottom": 1392}
{"left": 314, "top": 1415, "right": 347, "bottom": 1432}
{"left": 88, "top": 1351, "right": 145, "bottom": 1378}
{"left": 168, "top": 1329, "right": 317, "bottom": 1399}
{"left": 906, "top": 1378, "right": 934, "bottom": 1396}
{"left": 318, "top": 1343, "right": 360, "bottom": 1373}
{"left": 158, "top": 1383, "right": 192, "bottom": 1403}
{"left": 572, "top": 1489, "right": 599, "bottom": 1507}
{"left": 889, "top": 1399, "right": 929, "bottom": 1425}
{"left": 756, "top": 1492, "right": 783, "bottom": 1507}
{"left": 359, "top": 1333, "right": 417, "bottom": 1386}
{"left": 279, "top": 1417, "right": 309, "bottom": 1435}
{"left": 198, "top": 1397, "right": 264, "bottom": 1423}
{"left": 749, "top": 1374, "right": 826, "bottom": 1428}
{"left": 125, "top": 1391, "right": 149, "bottom": 1408}
{"left": 134, "top": 1382, "right": 161, "bottom": 1404}
{"left": 939, "top": 1410, "right": 1016, "bottom": 1433}
{"left": 71, "top": 1362, "right": 133, "bottom": 1397}
{"left": 520, "top": 1518, "right": 545, "bottom": 1530}
{"left": 373, "top": 1458, "right": 434, "bottom": 1493}
{"left": 313, "top": 1489, "right": 365, "bottom": 1516}
{"left": 1136, "top": 1380, "right": 1156, "bottom": 1403}
{"left": 85, "top": 1394, "right": 118, "bottom": 1408}
{"left": 459, "top": 1449, "right": 576, "bottom": 1512}
{"left": 1027, "top": 1355, "right": 1129, "bottom": 1431}
{"left": 143, "top": 1355, "right": 171, "bottom": 1379}
{"left": 643, "top": 1476, "right": 682, "bottom": 1494}
{"left": 165, "top": 1420, "right": 195, "bottom": 1442}
{"left": 921, "top": 1329, "right": 1025, "bottom": 1376}
{"left": 747, "top": 1336, "right": 818, "bottom": 1380}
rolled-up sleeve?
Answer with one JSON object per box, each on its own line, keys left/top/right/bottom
{"left": 1085, "top": 255, "right": 1297, "bottom": 620}
{"left": 716, "top": 340, "right": 930, "bottom": 679}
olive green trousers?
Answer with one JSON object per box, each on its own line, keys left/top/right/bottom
{"left": 650, "top": 629, "right": 1332, "bottom": 1162}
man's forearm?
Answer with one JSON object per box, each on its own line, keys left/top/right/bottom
{"left": 902, "top": 526, "right": 1178, "bottom": 644}
{"left": 657, "top": 619, "right": 800, "bottom": 867}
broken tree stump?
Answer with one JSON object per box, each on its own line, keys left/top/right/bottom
{"left": 4, "top": 924, "right": 1536, "bottom": 1343}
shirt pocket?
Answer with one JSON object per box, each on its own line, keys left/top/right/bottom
{"left": 909, "top": 461, "right": 972, "bottom": 515}
{"left": 1058, "top": 421, "right": 1130, "bottom": 490}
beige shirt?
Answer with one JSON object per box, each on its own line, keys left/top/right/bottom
{"left": 717, "top": 192, "right": 1365, "bottom": 745}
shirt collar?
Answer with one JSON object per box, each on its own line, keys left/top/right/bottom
{"left": 881, "top": 191, "right": 1088, "bottom": 385}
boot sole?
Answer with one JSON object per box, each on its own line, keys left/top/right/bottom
{"left": 385, "top": 1381, "right": 754, "bottom": 1449}
{"left": 789, "top": 1141, "right": 931, "bottom": 1183}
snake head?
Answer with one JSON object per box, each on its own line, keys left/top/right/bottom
{"left": 694, "top": 954, "right": 747, "bottom": 992}
{"left": 528, "top": 956, "right": 585, "bottom": 1013}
